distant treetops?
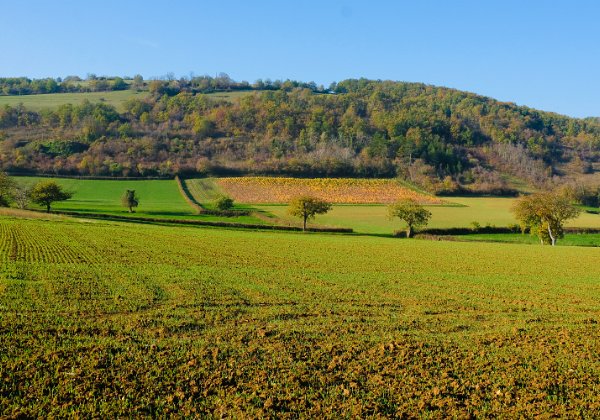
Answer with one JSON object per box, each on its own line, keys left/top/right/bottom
{"left": 1, "top": 77, "right": 599, "bottom": 193}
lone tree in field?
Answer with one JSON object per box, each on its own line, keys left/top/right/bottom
{"left": 121, "top": 190, "right": 139, "bottom": 213}
{"left": 288, "top": 196, "right": 332, "bottom": 231}
{"left": 388, "top": 198, "right": 432, "bottom": 238}
{"left": 512, "top": 191, "right": 580, "bottom": 246}
{"left": 30, "top": 180, "right": 72, "bottom": 212}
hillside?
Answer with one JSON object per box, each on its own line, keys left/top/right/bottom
{"left": 1, "top": 77, "right": 600, "bottom": 193}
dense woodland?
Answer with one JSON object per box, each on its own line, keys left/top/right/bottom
{"left": 1, "top": 76, "right": 600, "bottom": 194}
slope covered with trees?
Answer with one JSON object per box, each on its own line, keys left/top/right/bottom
{"left": 1, "top": 77, "right": 599, "bottom": 193}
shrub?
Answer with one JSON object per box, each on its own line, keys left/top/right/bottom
{"left": 214, "top": 195, "right": 234, "bottom": 211}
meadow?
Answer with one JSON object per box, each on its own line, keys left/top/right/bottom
{"left": 14, "top": 177, "right": 266, "bottom": 224}
{"left": 1, "top": 215, "right": 599, "bottom": 417}
{"left": 0, "top": 89, "right": 251, "bottom": 112}
{"left": 16, "top": 176, "right": 600, "bottom": 235}
{"left": 257, "top": 197, "right": 600, "bottom": 234}
{"left": 0, "top": 90, "right": 148, "bottom": 111}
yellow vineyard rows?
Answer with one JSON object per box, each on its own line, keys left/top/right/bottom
{"left": 215, "top": 177, "right": 442, "bottom": 204}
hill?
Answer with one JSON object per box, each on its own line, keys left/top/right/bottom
{"left": 1, "top": 77, "right": 600, "bottom": 193}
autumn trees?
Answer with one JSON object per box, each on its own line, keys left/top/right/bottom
{"left": 1, "top": 78, "right": 599, "bottom": 184}
{"left": 512, "top": 191, "right": 580, "bottom": 246}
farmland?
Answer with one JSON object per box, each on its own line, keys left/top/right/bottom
{"left": 257, "top": 196, "right": 600, "bottom": 234}
{"left": 13, "top": 177, "right": 266, "bottom": 224}
{"left": 9, "top": 176, "right": 600, "bottom": 235}
{"left": 213, "top": 177, "right": 442, "bottom": 204}
{"left": 1, "top": 215, "right": 600, "bottom": 417}
{"left": 16, "top": 177, "right": 195, "bottom": 217}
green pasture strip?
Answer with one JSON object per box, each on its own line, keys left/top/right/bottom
{"left": 183, "top": 178, "right": 225, "bottom": 204}
{"left": 0, "top": 90, "right": 149, "bottom": 111}
{"left": 456, "top": 232, "right": 600, "bottom": 247}
{"left": 15, "top": 176, "right": 195, "bottom": 217}
{"left": 257, "top": 196, "right": 600, "bottom": 234}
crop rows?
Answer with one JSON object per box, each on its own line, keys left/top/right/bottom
{"left": 215, "top": 177, "right": 442, "bottom": 204}
{"left": 1, "top": 217, "right": 600, "bottom": 417}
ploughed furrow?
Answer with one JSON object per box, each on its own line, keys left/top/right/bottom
{"left": 0, "top": 220, "right": 96, "bottom": 264}
{"left": 0, "top": 222, "right": 13, "bottom": 262}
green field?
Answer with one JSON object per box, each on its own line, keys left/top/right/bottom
{"left": 258, "top": 197, "right": 600, "bottom": 234}
{"left": 1, "top": 215, "right": 599, "bottom": 417}
{"left": 459, "top": 232, "right": 600, "bottom": 247}
{"left": 0, "top": 90, "right": 148, "bottom": 111}
{"left": 255, "top": 197, "right": 600, "bottom": 234}
{"left": 17, "top": 177, "right": 194, "bottom": 217}
{"left": 204, "top": 90, "right": 255, "bottom": 102}
{"left": 15, "top": 177, "right": 267, "bottom": 224}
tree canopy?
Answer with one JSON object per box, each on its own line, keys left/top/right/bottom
{"left": 29, "top": 180, "right": 72, "bottom": 212}
{"left": 512, "top": 191, "right": 581, "bottom": 245}
{"left": 121, "top": 189, "right": 139, "bottom": 213}
{"left": 388, "top": 199, "right": 432, "bottom": 238}
{"left": 288, "top": 196, "right": 332, "bottom": 231}
{"left": 1, "top": 78, "right": 599, "bottom": 192}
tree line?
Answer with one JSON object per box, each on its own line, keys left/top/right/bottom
{"left": 1, "top": 78, "right": 600, "bottom": 194}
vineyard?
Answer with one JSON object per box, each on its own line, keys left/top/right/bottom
{"left": 214, "top": 177, "right": 443, "bottom": 204}
{"left": 1, "top": 215, "right": 600, "bottom": 417}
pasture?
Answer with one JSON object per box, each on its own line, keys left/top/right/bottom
{"left": 257, "top": 197, "right": 600, "bottom": 234}
{"left": 1, "top": 215, "right": 599, "bottom": 417}
{"left": 0, "top": 90, "right": 148, "bottom": 111}
{"left": 16, "top": 177, "right": 194, "bottom": 218}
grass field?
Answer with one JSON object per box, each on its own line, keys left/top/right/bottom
{"left": 0, "top": 90, "right": 149, "bottom": 111}
{"left": 204, "top": 90, "right": 255, "bottom": 102}
{"left": 258, "top": 197, "right": 600, "bottom": 234}
{"left": 16, "top": 177, "right": 270, "bottom": 224}
{"left": 459, "top": 232, "right": 600, "bottom": 247}
{"left": 17, "top": 177, "right": 195, "bottom": 217}
{"left": 0, "top": 216, "right": 599, "bottom": 417}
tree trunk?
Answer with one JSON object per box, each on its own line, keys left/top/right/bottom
{"left": 406, "top": 225, "right": 412, "bottom": 238}
{"left": 548, "top": 224, "right": 556, "bottom": 246}
{"left": 46, "top": 204, "right": 51, "bottom": 213}
{"left": 303, "top": 215, "right": 307, "bottom": 232}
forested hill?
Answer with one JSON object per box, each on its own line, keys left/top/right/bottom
{"left": 1, "top": 77, "right": 599, "bottom": 194}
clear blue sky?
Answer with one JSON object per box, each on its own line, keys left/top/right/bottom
{"left": 1, "top": 0, "right": 599, "bottom": 117}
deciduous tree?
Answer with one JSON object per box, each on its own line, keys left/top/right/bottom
{"left": 121, "top": 190, "right": 139, "bottom": 213}
{"left": 512, "top": 191, "right": 580, "bottom": 246}
{"left": 30, "top": 180, "right": 72, "bottom": 212}
{"left": 388, "top": 198, "right": 432, "bottom": 238}
{"left": 288, "top": 196, "right": 332, "bottom": 231}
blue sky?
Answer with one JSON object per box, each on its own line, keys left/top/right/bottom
{"left": 1, "top": 0, "right": 599, "bottom": 117}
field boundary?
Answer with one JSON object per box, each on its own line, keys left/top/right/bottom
{"left": 175, "top": 176, "right": 252, "bottom": 217}
{"left": 175, "top": 176, "right": 203, "bottom": 213}
{"left": 419, "top": 226, "right": 600, "bottom": 236}
{"left": 9, "top": 172, "right": 172, "bottom": 180}
{"left": 49, "top": 210, "right": 354, "bottom": 233}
